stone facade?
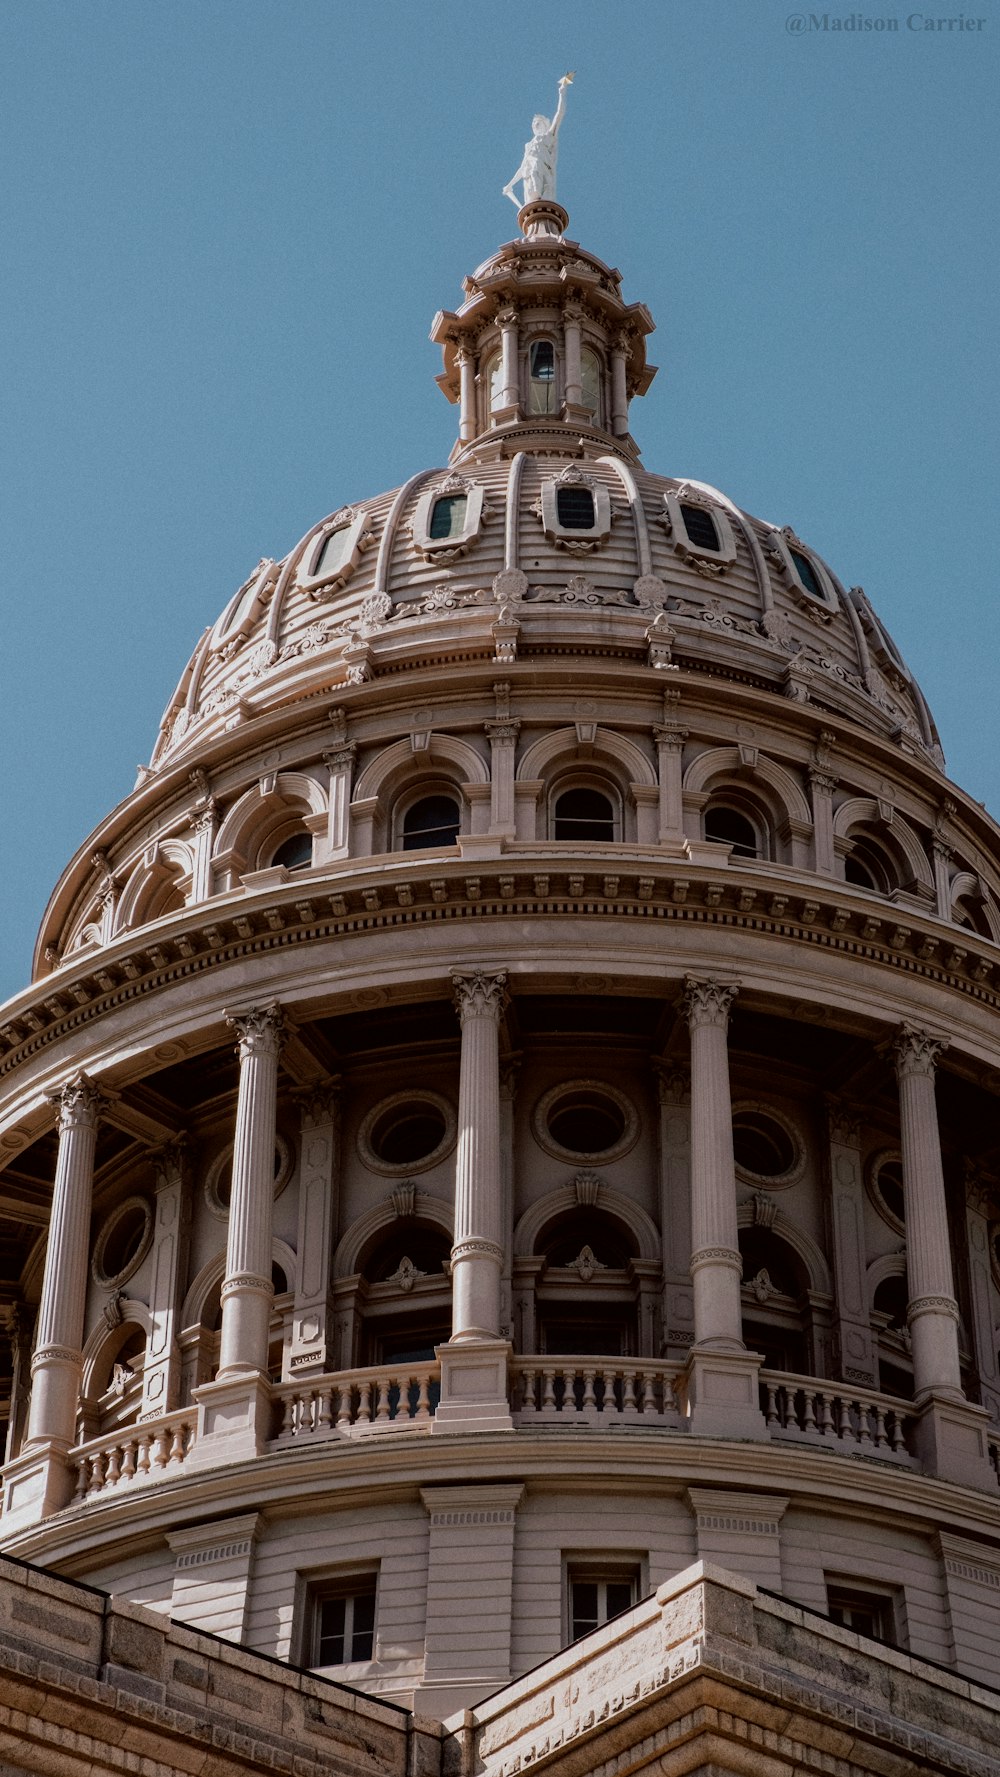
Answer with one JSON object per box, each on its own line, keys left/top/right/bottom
{"left": 3, "top": 194, "right": 1000, "bottom": 1737}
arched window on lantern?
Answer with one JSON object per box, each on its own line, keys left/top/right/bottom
{"left": 528, "top": 339, "right": 558, "bottom": 415}
{"left": 483, "top": 351, "right": 504, "bottom": 428}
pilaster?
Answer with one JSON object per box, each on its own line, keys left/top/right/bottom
{"left": 141, "top": 1138, "right": 192, "bottom": 1420}
{"left": 167, "top": 1513, "right": 261, "bottom": 1642}
{"left": 288, "top": 1081, "right": 341, "bottom": 1377}
{"left": 824, "top": 1099, "right": 878, "bottom": 1389}
{"left": 414, "top": 1483, "right": 524, "bottom": 1715}
{"left": 654, "top": 1061, "right": 694, "bottom": 1360}
{"left": 687, "top": 1488, "right": 788, "bottom": 1591}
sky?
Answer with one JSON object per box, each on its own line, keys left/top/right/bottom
{"left": 1, "top": 0, "right": 997, "bottom": 1004}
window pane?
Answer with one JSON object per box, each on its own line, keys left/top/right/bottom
{"left": 529, "top": 340, "right": 556, "bottom": 414}
{"left": 402, "top": 795, "right": 460, "bottom": 851}
{"left": 704, "top": 806, "right": 758, "bottom": 858}
{"left": 318, "top": 1597, "right": 346, "bottom": 1664}
{"left": 571, "top": 1582, "right": 599, "bottom": 1639}
{"left": 790, "top": 547, "right": 825, "bottom": 599}
{"left": 554, "top": 787, "right": 614, "bottom": 842}
{"left": 271, "top": 833, "right": 312, "bottom": 872}
{"left": 429, "top": 495, "right": 468, "bottom": 541}
{"left": 315, "top": 526, "right": 352, "bottom": 579}
{"left": 581, "top": 349, "right": 602, "bottom": 421}
{"left": 350, "top": 1591, "right": 376, "bottom": 1660}
{"left": 556, "top": 486, "right": 596, "bottom": 531}
{"left": 680, "top": 503, "right": 720, "bottom": 553}
{"left": 605, "top": 1582, "right": 634, "bottom": 1620}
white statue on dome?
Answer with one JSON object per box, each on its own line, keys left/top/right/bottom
{"left": 503, "top": 73, "right": 574, "bottom": 208}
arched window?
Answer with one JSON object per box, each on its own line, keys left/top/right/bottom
{"left": 401, "top": 794, "right": 461, "bottom": 851}
{"left": 528, "top": 339, "right": 557, "bottom": 415}
{"left": 954, "top": 896, "right": 993, "bottom": 939}
{"left": 873, "top": 1273, "right": 912, "bottom": 1400}
{"left": 270, "top": 832, "right": 313, "bottom": 872}
{"left": 533, "top": 1207, "right": 640, "bottom": 1359}
{"left": 483, "top": 351, "right": 503, "bottom": 426}
{"left": 844, "top": 835, "right": 896, "bottom": 894}
{"left": 580, "top": 348, "right": 603, "bottom": 425}
{"left": 704, "top": 802, "right": 763, "bottom": 859}
{"left": 739, "top": 1228, "right": 812, "bottom": 1376}
{"left": 86, "top": 1323, "right": 147, "bottom": 1437}
{"left": 358, "top": 1222, "right": 453, "bottom": 1367}
{"left": 553, "top": 787, "right": 616, "bottom": 842}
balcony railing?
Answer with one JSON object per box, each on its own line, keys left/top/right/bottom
{"left": 72, "top": 1408, "right": 198, "bottom": 1500}
{"left": 513, "top": 1357, "right": 684, "bottom": 1425}
{"left": 272, "top": 1361, "right": 440, "bottom": 1440}
{"left": 760, "top": 1370, "right": 915, "bottom": 1460}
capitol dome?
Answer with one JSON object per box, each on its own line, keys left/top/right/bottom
{"left": 4, "top": 174, "right": 1000, "bottom": 1755}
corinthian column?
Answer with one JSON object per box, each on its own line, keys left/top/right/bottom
{"left": 685, "top": 979, "right": 743, "bottom": 1351}
{"left": 892, "top": 1026, "right": 961, "bottom": 1400}
{"left": 217, "top": 1003, "right": 284, "bottom": 1378}
{"left": 449, "top": 971, "right": 508, "bottom": 1341}
{"left": 26, "top": 1074, "right": 109, "bottom": 1449}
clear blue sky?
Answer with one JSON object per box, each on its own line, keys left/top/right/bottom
{"left": 1, "top": 0, "right": 997, "bottom": 1002}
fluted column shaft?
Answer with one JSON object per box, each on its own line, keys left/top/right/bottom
{"left": 894, "top": 1025, "right": 962, "bottom": 1400}
{"left": 450, "top": 970, "right": 508, "bottom": 1341}
{"left": 217, "top": 1004, "right": 284, "bottom": 1378}
{"left": 498, "top": 309, "right": 520, "bottom": 414}
{"left": 562, "top": 305, "right": 583, "bottom": 410}
{"left": 611, "top": 332, "right": 629, "bottom": 436}
{"left": 685, "top": 979, "right": 744, "bottom": 1351}
{"left": 457, "top": 349, "right": 476, "bottom": 443}
{"left": 27, "top": 1075, "right": 107, "bottom": 1448}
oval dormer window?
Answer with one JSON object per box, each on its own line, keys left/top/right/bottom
{"left": 529, "top": 340, "right": 557, "bottom": 414}
{"left": 789, "top": 547, "right": 825, "bottom": 601}
{"left": 556, "top": 486, "right": 596, "bottom": 530}
{"left": 314, "top": 524, "right": 354, "bottom": 580}
{"left": 680, "top": 504, "right": 721, "bottom": 553}
{"left": 429, "top": 495, "right": 469, "bottom": 541}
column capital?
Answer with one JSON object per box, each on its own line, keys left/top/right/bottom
{"left": 323, "top": 743, "right": 357, "bottom": 774}
{"left": 225, "top": 1001, "right": 285, "bottom": 1060}
{"left": 293, "top": 1079, "right": 342, "bottom": 1128}
{"left": 808, "top": 767, "right": 838, "bottom": 796}
{"left": 825, "top": 1096, "right": 861, "bottom": 1147}
{"left": 452, "top": 969, "right": 508, "bottom": 1024}
{"left": 893, "top": 1023, "right": 948, "bottom": 1081}
{"left": 653, "top": 724, "right": 688, "bottom": 752}
{"left": 485, "top": 719, "right": 521, "bottom": 745}
{"left": 45, "top": 1072, "right": 112, "bottom": 1132}
{"left": 682, "top": 977, "right": 739, "bottom": 1030}
{"left": 149, "top": 1135, "right": 190, "bottom": 1190}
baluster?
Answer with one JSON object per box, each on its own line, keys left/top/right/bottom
{"left": 73, "top": 1456, "right": 88, "bottom": 1501}
{"left": 873, "top": 1405, "right": 888, "bottom": 1448}
{"left": 642, "top": 1372, "right": 657, "bottom": 1415}
{"left": 357, "top": 1381, "right": 372, "bottom": 1425}
{"left": 819, "top": 1392, "right": 835, "bottom": 1438}
{"left": 621, "top": 1370, "right": 637, "bottom": 1415}
{"left": 889, "top": 1412, "right": 905, "bottom": 1454}
{"left": 136, "top": 1432, "right": 152, "bottom": 1476}
{"left": 764, "top": 1381, "right": 780, "bottom": 1427}
{"left": 519, "top": 1368, "right": 536, "bottom": 1413}
{"left": 802, "top": 1391, "right": 816, "bottom": 1434}
{"left": 858, "top": 1399, "right": 873, "bottom": 1445}
{"left": 152, "top": 1425, "right": 171, "bottom": 1468}
{"left": 168, "top": 1421, "right": 185, "bottom": 1465}
{"left": 415, "top": 1372, "right": 431, "bottom": 1422}
{"left": 375, "top": 1376, "right": 392, "bottom": 1421}
{"left": 317, "top": 1388, "right": 333, "bottom": 1433}
{"left": 288, "top": 1393, "right": 301, "bottom": 1436}
{"left": 105, "top": 1444, "right": 122, "bottom": 1486}
{"left": 120, "top": 1439, "right": 137, "bottom": 1481}
{"left": 90, "top": 1451, "right": 106, "bottom": 1494}
{"left": 582, "top": 1367, "right": 597, "bottom": 1411}
{"left": 837, "top": 1398, "right": 851, "bottom": 1440}
{"left": 337, "top": 1384, "right": 353, "bottom": 1428}
{"left": 542, "top": 1367, "right": 557, "bottom": 1411}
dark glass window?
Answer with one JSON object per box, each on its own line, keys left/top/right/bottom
{"left": 845, "top": 838, "right": 894, "bottom": 894}
{"left": 314, "top": 525, "right": 353, "bottom": 579}
{"left": 428, "top": 495, "right": 468, "bottom": 540}
{"left": 316, "top": 1586, "right": 376, "bottom": 1665}
{"left": 547, "top": 1090, "right": 625, "bottom": 1155}
{"left": 271, "top": 832, "right": 312, "bottom": 872}
{"left": 704, "top": 805, "right": 759, "bottom": 858}
{"left": 680, "top": 503, "right": 720, "bottom": 552}
{"left": 790, "top": 548, "right": 826, "bottom": 600}
{"left": 555, "top": 486, "right": 596, "bottom": 530}
{"left": 827, "top": 1586, "right": 895, "bottom": 1645}
{"left": 369, "top": 1102, "right": 447, "bottom": 1166}
{"left": 401, "top": 795, "right": 460, "bottom": 850}
{"left": 570, "top": 1574, "right": 637, "bottom": 1642}
{"left": 732, "top": 1112, "right": 795, "bottom": 1177}
{"left": 529, "top": 340, "right": 557, "bottom": 414}
{"left": 553, "top": 787, "right": 614, "bottom": 841}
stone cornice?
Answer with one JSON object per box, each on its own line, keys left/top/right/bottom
{"left": 5, "top": 862, "right": 1000, "bottom": 1102}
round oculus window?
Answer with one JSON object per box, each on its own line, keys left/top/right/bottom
{"left": 357, "top": 1091, "right": 456, "bottom": 1176}
{"left": 532, "top": 1080, "right": 638, "bottom": 1163}
{"left": 92, "top": 1196, "right": 154, "bottom": 1288}
{"left": 731, "top": 1107, "right": 803, "bottom": 1187}
{"left": 867, "top": 1150, "right": 905, "bottom": 1234}
{"left": 205, "top": 1133, "right": 293, "bottom": 1218}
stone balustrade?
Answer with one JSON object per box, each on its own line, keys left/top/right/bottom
{"left": 72, "top": 1408, "right": 198, "bottom": 1500}
{"left": 272, "top": 1361, "right": 440, "bottom": 1439}
{"left": 760, "top": 1370, "right": 914, "bottom": 1459}
{"left": 513, "top": 1357, "right": 683, "bottom": 1424}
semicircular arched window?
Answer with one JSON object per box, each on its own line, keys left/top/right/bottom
{"left": 704, "top": 803, "right": 761, "bottom": 859}
{"left": 401, "top": 794, "right": 461, "bottom": 852}
{"left": 270, "top": 832, "right": 313, "bottom": 872}
{"left": 844, "top": 835, "right": 896, "bottom": 894}
{"left": 553, "top": 787, "right": 616, "bottom": 842}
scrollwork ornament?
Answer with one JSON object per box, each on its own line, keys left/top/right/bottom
{"left": 225, "top": 1001, "right": 285, "bottom": 1060}
{"left": 682, "top": 977, "right": 739, "bottom": 1030}
{"left": 892, "top": 1024, "right": 948, "bottom": 1081}
{"left": 452, "top": 969, "right": 509, "bottom": 1024}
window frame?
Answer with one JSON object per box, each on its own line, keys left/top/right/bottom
{"left": 209, "top": 559, "right": 277, "bottom": 652}
{"left": 767, "top": 529, "right": 839, "bottom": 614}
{"left": 549, "top": 777, "right": 621, "bottom": 844}
{"left": 701, "top": 792, "right": 771, "bottom": 863}
{"left": 825, "top": 1579, "right": 901, "bottom": 1647}
{"left": 410, "top": 480, "right": 486, "bottom": 560}
{"left": 564, "top": 1557, "right": 643, "bottom": 1647}
{"left": 538, "top": 471, "right": 612, "bottom": 551}
{"left": 663, "top": 493, "right": 737, "bottom": 569}
{"left": 298, "top": 508, "right": 373, "bottom": 597}
{"left": 300, "top": 1569, "right": 380, "bottom": 1671}
{"left": 392, "top": 783, "right": 464, "bottom": 854}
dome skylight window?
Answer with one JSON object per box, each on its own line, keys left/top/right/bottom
{"left": 411, "top": 477, "right": 487, "bottom": 560}
{"left": 663, "top": 493, "right": 737, "bottom": 569}
{"left": 299, "top": 506, "right": 372, "bottom": 597}
{"left": 537, "top": 468, "right": 612, "bottom": 552}
{"left": 555, "top": 486, "right": 596, "bottom": 530}
{"left": 429, "top": 495, "right": 468, "bottom": 541}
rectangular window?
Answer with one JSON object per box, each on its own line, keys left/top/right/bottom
{"left": 568, "top": 1564, "right": 640, "bottom": 1643}
{"left": 311, "top": 1577, "right": 378, "bottom": 1666}
{"left": 826, "top": 1583, "right": 896, "bottom": 1645}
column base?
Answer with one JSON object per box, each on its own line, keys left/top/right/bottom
{"left": 0, "top": 1441, "right": 76, "bottom": 1532}
{"left": 187, "top": 1373, "right": 273, "bottom": 1467}
{"left": 682, "top": 1347, "right": 767, "bottom": 1440}
{"left": 911, "top": 1392, "right": 996, "bottom": 1491}
{"left": 432, "top": 1340, "right": 513, "bottom": 1433}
